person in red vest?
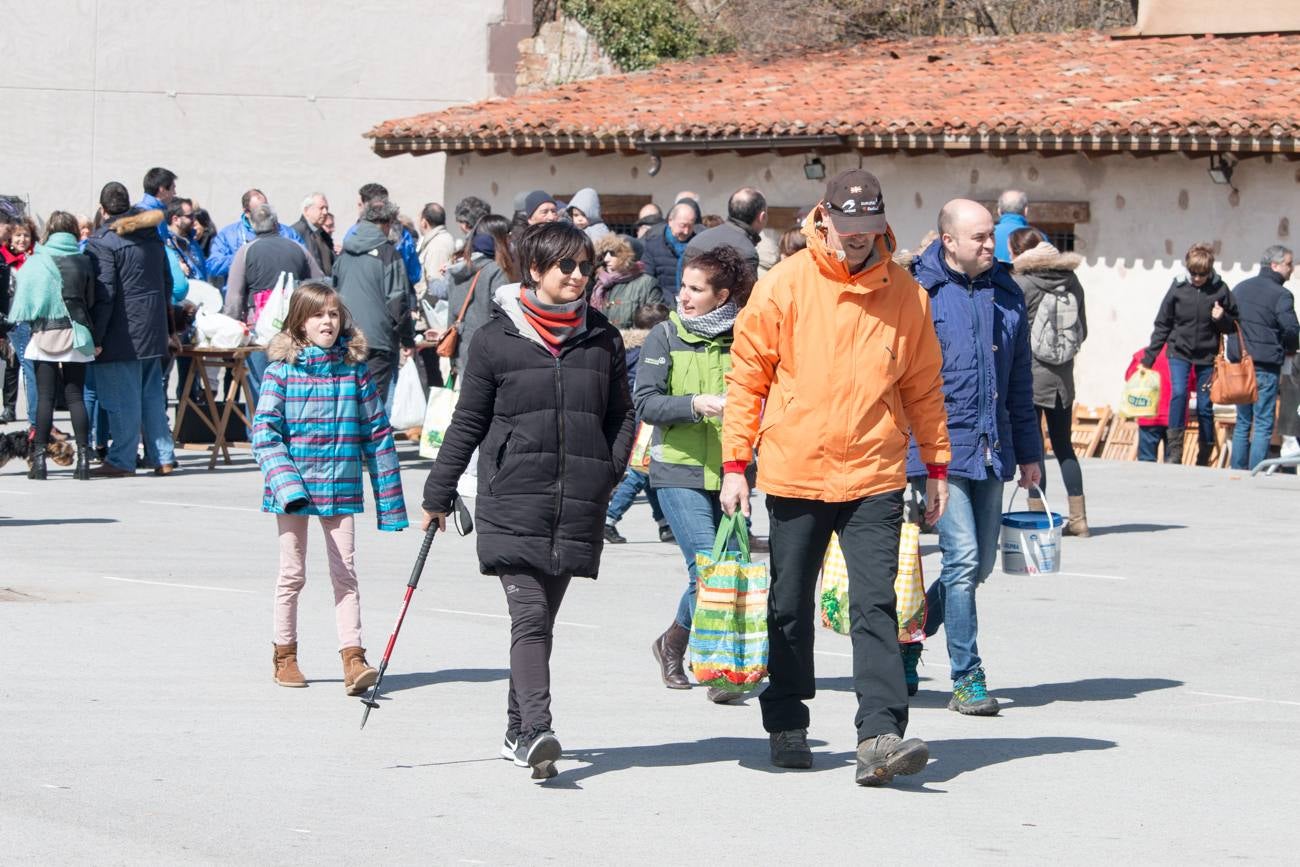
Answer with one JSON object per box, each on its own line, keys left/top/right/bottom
{"left": 1126, "top": 346, "right": 1193, "bottom": 462}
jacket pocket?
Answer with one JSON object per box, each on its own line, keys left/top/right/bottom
{"left": 488, "top": 423, "right": 515, "bottom": 493}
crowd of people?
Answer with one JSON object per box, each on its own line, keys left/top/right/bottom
{"left": 4, "top": 161, "right": 1297, "bottom": 787}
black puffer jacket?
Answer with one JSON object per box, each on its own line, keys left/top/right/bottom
{"left": 85, "top": 209, "right": 173, "bottom": 363}
{"left": 1142, "top": 271, "right": 1238, "bottom": 367}
{"left": 422, "top": 285, "right": 636, "bottom": 578}
{"left": 1227, "top": 267, "right": 1299, "bottom": 371}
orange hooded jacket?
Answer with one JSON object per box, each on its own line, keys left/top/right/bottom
{"left": 722, "top": 217, "right": 951, "bottom": 502}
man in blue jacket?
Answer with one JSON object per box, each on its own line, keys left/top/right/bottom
{"left": 1229, "top": 245, "right": 1299, "bottom": 470}
{"left": 907, "top": 198, "right": 1042, "bottom": 716}
{"left": 205, "top": 189, "right": 306, "bottom": 282}
{"left": 136, "top": 166, "right": 177, "bottom": 241}
{"left": 993, "top": 189, "right": 1034, "bottom": 264}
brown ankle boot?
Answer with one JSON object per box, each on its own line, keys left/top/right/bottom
{"left": 1063, "top": 495, "right": 1091, "bottom": 537}
{"left": 341, "top": 646, "right": 379, "bottom": 696}
{"left": 651, "top": 622, "right": 691, "bottom": 689}
{"left": 273, "top": 643, "right": 307, "bottom": 687}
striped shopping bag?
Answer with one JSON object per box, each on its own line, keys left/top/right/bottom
{"left": 688, "top": 514, "right": 770, "bottom": 693}
{"left": 818, "top": 525, "right": 927, "bottom": 642}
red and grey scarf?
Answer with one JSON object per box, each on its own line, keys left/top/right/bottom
{"left": 519, "top": 288, "right": 587, "bottom": 350}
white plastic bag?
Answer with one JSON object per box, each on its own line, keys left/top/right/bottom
{"left": 389, "top": 359, "right": 427, "bottom": 430}
{"left": 253, "top": 271, "right": 296, "bottom": 345}
{"left": 194, "top": 310, "right": 250, "bottom": 350}
{"left": 419, "top": 384, "right": 459, "bottom": 460}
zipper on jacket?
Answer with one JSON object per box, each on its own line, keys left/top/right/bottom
{"left": 972, "top": 283, "right": 991, "bottom": 467}
{"left": 551, "top": 354, "right": 565, "bottom": 574}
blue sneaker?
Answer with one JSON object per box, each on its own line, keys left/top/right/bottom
{"left": 949, "top": 668, "right": 999, "bottom": 716}
{"left": 900, "top": 644, "right": 922, "bottom": 696}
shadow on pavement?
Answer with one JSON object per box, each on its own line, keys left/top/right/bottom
{"left": 905, "top": 677, "right": 1182, "bottom": 710}
{"left": 377, "top": 667, "right": 509, "bottom": 694}
{"left": 902, "top": 736, "right": 1117, "bottom": 786}
{"left": 1087, "top": 522, "right": 1186, "bottom": 536}
{"left": 545, "top": 736, "right": 852, "bottom": 787}
{"left": 0, "top": 517, "right": 119, "bottom": 526}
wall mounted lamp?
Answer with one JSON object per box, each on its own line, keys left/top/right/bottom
{"left": 804, "top": 156, "right": 826, "bottom": 181}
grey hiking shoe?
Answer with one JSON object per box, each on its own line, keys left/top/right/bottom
{"left": 706, "top": 686, "right": 747, "bottom": 704}
{"left": 855, "top": 734, "right": 929, "bottom": 786}
{"left": 769, "top": 728, "right": 813, "bottom": 769}
{"left": 515, "top": 729, "right": 562, "bottom": 780}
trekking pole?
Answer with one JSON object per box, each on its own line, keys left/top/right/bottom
{"left": 359, "top": 522, "right": 439, "bottom": 730}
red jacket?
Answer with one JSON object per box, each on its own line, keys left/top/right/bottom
{"left": 1126, "top": 347, "right": 1192, "bottom": 428}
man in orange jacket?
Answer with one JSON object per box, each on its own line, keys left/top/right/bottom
{"left": 720, "top": 169, "right": 951, "bottom": 786}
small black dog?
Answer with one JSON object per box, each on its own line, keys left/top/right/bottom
{"left": 0, "top": 429, "right": 76, "bottom": 470}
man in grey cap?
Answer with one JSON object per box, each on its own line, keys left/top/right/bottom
{"left": 522, "top": 191, "right": 559, "bottom": 225}
{"left": 720, "top": 168, "right": 951, "bottom": 786}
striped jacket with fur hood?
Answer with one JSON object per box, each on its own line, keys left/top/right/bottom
{"left": 252, "top": 329, "right": 408, "bottom": 530}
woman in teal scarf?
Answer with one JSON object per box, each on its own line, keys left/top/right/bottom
{"left": 9, "top": 211, "right": 96, "bottom": 479}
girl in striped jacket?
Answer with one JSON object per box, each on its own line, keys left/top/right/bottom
{"left": 252, "top": 281, "right": 408, "bottom": 693}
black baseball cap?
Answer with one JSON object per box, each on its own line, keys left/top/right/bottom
{"left": 822, "top": 169, "right": 887, "bottom": 234}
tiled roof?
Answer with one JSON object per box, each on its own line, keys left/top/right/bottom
{"left": 368, "top": 31, "right": 1300, "bottom": 157}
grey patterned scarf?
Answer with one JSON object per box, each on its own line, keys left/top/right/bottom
{"left": 678, "top": 300, "right": 738, "bottom": 338}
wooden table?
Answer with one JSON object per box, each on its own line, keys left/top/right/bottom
{"left": 172, "top": 346, "right": 262, "bottom": 470}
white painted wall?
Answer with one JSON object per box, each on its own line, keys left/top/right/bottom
{"left": 443, "top": 148, "right": 1297, "bottom": 406}
{"left": 0, "top": 0, "right": 501, "bottom": 229}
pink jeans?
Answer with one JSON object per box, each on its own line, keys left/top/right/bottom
{"left": 274, "top": 514, "right": 363, "bottom": 649}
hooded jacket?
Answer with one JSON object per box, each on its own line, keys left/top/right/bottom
{"left": 1226, "top": 266, "right": 1299, "bottom": 371}
{"left": 444, "top": 253, "right": 511, "bottom": 373}
{"left": 905, "top": 239, "right": 1041, "bottom": 481}
{"left": 84, "top": 209, "right": 173, "bottom": 363}
{"left": 331, "top": 221, "right": 414, "bottom": 357}
{"left": 722, "top": 216, "right": 950, "bottom": 502}
{"left": 421, "top": 284, "right": 636, "bottom": 579}
{"left": 567, "top": 188, "right": 610, "bottom": 244}
{"left": 251, "top": 330, "right": 407, "bottom": 529}
{"left": 1011, "top": 244, "right": 1088, "bottom": 408}
{"left": 1142, "top": 271, "right": 1238, "bottom": 368}
{"left": 684, "top": 218, "right": 761, "bottom": 276}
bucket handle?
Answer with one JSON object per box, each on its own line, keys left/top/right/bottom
{"left": 1005, "top": 484, "right": 1063, "bottom": 531}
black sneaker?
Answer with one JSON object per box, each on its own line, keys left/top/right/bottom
{"left": 0, "top": 408, "right": 14, "bottom": 424}
{"left": 514, "top": 729, "right": 562, "bottom": 780}
{"left": 501, "top": 730, "right": 527, "bottom": 767}
{"left": 769, "top": 728, "right": 813, "bottom": 769}
{"left": 603, "top": 524, "right": 627, "bottom": 544}
{"left": 855, "top": 734, "right": 929, "bottom": 786}
{"left": 658, "top": 525, "right": 676, "bottom": 544}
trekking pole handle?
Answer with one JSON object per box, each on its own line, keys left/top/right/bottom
{"left": 407, "top": 524, "right": 438, "bottom": 588}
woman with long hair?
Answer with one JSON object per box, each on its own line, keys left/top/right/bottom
{"left": 438, "top": 214, "right": 519, "bottom": 380}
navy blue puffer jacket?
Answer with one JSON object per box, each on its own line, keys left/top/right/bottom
{"left": 906, "top": 240, "right": 1041, "bottom": 481}
{"left": 85, "top": 209, "right": 173, "bottom": 363}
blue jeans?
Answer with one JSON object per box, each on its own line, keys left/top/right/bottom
{"left": 1231, "top": 369, "right": 1280, "bottom": 470}
{"left": 1137, "top": 425, "right": 1165, "bottom": 462}
{"left": 245, "top": 350, "right": 270, "bottom": 409}
{"left": 1167, "top": 357, "right": 1214, "bottom": 443}
{"left": 83, "top": 365, "right": 111, "bottom": 449}
{"left": 95, "top": 357, "right": 175, "bottom": 471}
{"left": 925, "top": 475, "right": 1004, "bottom": 681}
{"left": 605, "top": 467, "right": 665, "bottom": 526}
{"left": 655, "top": 486, "right": 724, "bottom": 629}
{"left": 11, "top": 322, "right": 37, "bottom": 421}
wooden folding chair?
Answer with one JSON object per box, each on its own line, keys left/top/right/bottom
{"left": 1181, "top": 423, "right": 1201, "bottom": 466}
{"left": 1214, "top": 415, "right": 1236, "bottom": 468}
{"left": 1070, "top": 403, "right": 1113, "bottom": 458}
{"left": 1101, "top": 418, "right": 1139, "bottom": 461}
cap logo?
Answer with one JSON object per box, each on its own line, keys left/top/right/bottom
{"left": 849, "top": 185, "right": 863, "bottom": 194}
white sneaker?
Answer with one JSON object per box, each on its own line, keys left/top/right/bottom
{"left": 1282, "top": 436, "right": 1300, "bottom": 459}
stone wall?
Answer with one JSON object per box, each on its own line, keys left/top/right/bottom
{"left": 516, "top": 18, "right": 620, "bottom": 91}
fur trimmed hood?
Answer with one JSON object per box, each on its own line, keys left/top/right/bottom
{"left": 1011, "top": 242, "right": 1082, "bottom": 274}
{"left": 266, "top": 328, "right": 369, "bottom": 364}
{"left": 619, "top": 328, "right": 649, "bottom": 350}
{"left": 109, "top": 208, "right": 164, "bottom": 236}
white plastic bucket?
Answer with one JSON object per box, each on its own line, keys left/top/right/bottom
{"left": 1000, "top": 485, "right": 1064, "bottom": 575}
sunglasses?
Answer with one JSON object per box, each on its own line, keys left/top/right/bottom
{"left": 1188, "top": 270, "right": 1211, "bottom": 279}
{"left": 556, "top": 258, "right": 594, "bottom": 277}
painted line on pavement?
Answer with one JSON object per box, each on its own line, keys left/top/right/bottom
{"left": 0, "top": 489, "right": 34, "bottom": 495}
{"left": 1057, "top": 571, "right": 1128, "bottom": 581}
{"left": 814, "top": 650, "right": 852, "bottom": 658}
{"left": 425, "top": 606, "right": 598, "bottom": 630}
{"left": 1186, "top": 690, "right": 1300, "bottom": 708}
{"left": 103, "top": 575, "right": 256, "bottom": 595}
{"left": 140, "top": 500, "right": 261, "bottom": 513}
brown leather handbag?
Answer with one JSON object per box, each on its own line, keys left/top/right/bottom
{"left": 1210, "top": 323, "right": 1258, "bottom": 405}
{"left": 436, "top": 271, "right": 481, "bottom": 359}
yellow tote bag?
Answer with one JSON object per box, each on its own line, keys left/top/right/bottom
{"left": 820, "top": 526, "right": 927, "bottom": 642}
{"left": 1119, "top": 368, "right": 1160, "bottom": 419}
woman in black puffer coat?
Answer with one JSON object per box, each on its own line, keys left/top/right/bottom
{"left": 421, "top": 221, "right": 635, "bottom": 782}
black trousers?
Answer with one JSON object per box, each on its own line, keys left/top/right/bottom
{"left": 34, "top": 361, "right": 88, "bottom": 447}
{"left": 499, "top": 571, "right": 572, "bottom": 737}
{"left": 761, "top": 490, "right": 908, "bottom": 741}
{"left": 365, "top": 349, "right": 397, "bottom": 405}
{"left": 1037, "top": 399, "right": 1084, "bottom": 497}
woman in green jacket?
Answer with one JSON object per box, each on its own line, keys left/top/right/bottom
{"left": 9, "top": 211, "right": 96, "bottom": 480}
{"left": 635, "top": 245, "right": 754, "bottom": 699}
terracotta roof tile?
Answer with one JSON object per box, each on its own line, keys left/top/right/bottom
{"left": 368, "top": 32, "right": 1300, "bottom": 155}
